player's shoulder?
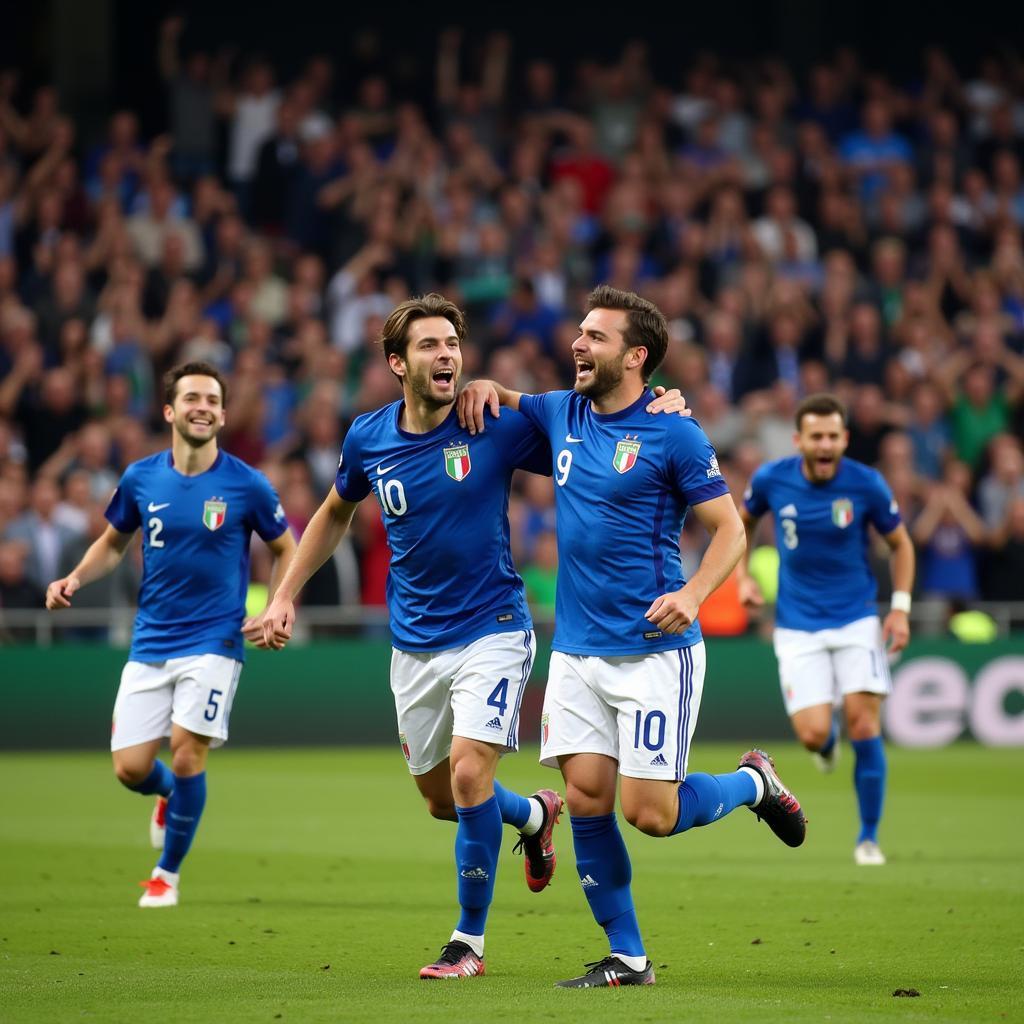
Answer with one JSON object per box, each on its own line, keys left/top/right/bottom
{"left": 216, "top": 450, "right": 271, "bottom": 485}
{"left": 757, "top": 454, "right": 801, "bottom": 480}
{"left": 346, "top": 401, "right": 400, "bottom": 441}
{"left": 838, "top": 457, "right": 887, "bottom": 489}
{"left": 120, "top": 450, "right": 169, "bottom": 481}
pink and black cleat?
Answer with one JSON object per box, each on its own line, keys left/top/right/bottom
{"left": 739, "top": 748, "right": 807, "bottom": 848}
{"left": 419, "top": 941, "right": 485, "bottom": 980}
{"left": 513, "top": 788, "right": 563, "bottom": 893}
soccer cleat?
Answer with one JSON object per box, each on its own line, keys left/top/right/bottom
{"left": 150, "top": 796, "right": 168, "bottom": 849}
{"left": 138, "top": 868, "right": 179, "bottom": 908}
{"left": 739, "top": 748, "right": 807, "bottom": 848}
{"left": 554, "top": 956, "right": 656, "bottom": 988}
{"left": 419, "top": 941, "right": 485, "bottom": 980}
{"left": 854, "top": 840, "right": 886, "bottom": 866}
{"left": 512, "top": 789, "right": 563, "bottom": 893}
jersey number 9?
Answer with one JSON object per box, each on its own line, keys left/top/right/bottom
{"left": 555, "top": 450, "right": 573, "bottom": 487}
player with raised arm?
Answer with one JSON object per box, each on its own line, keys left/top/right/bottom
{"left": 736, "top": 393, "right": 914, "bottom": 866}
{"left": 257, "top": 294, "right": 688, "bottom": 980}
{"left": 44, "top": 361, "right": 296, "bottom": 907}
{"left": 459, "top": 285, "right": 806, "bottom": 989}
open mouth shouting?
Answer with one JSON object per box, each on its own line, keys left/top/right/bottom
{"left": 432, "top": 366, "right": 455, "bottom": 392}
{"left": 574, "top": 357, "right": 595, "bottom": 385}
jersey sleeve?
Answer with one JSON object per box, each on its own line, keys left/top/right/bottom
{"left": 743, "top": 464, "right": 772, "bottom": 518}
{"left": 247, "top": 471, "right": 290, "bottom": 542}
{"left": 866, "top": 469, "right": 902, "bottom": 535}
{"left": 492, "top": 410, "right": 552, "bottom": 476}
{"left": 667, "top": 420, "right": 731, "bottom": 506}
{"left": 104, "top": 467, "right": 141, "bottom": 534}
{"left": 334, "top": 422, "right": 371, "bottom": 502}
{"left": 516, "top": 392, "right": 560, "bottom": 438}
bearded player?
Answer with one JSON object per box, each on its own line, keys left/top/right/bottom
{"left": 737, "top": 393, "right": 915, "bottom": 866}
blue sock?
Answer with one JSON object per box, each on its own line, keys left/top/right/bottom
{"left": 454, "top": 796, "right": 502, "bottom": 937}
{"left": 851, "top": 737, "right": 886, "bottom": 843}
{"left": 125, "top": 760, "right": 174, "bottom": 797}
{"left": 570, "top": 814, "right": 644, "bottom": 958}
{"left": 492, "top": 779, "right": 532, "bottom": 830}
{"left": 158, "top": 772, "right": 207, "bottom": 873}
{"left": 819, "top": 720, "right": 838, "bottom": 757}
{"left": 672, "top": 770, "right": 757, "bottom": 834}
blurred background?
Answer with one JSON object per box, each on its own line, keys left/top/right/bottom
{"left": 1, "top": 1, "right": 1022, "bottom": 749}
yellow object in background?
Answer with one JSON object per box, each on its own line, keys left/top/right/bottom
{"left": 748, "top": 545, "right": 780, "bottom": 604}
{"left": 246, "top": 583, "right": 269, "bottom": 620}
{"left": 949, "top": 609, "right": 998, "bottom": 644}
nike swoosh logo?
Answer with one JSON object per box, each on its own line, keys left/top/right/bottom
{"left": 565, "top": 434, "right": 583, "bottom": 443}
{"left": 377, "top": 463, "right": 399, "bottom": 475}
{"left": 147, "top": 502, "right": 170, "bottom": 512}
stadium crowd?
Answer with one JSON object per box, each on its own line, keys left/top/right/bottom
{"left": 1, "top": 23, "right": 1024, "bottom": 630}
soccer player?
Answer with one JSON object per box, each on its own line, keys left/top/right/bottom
{"left": 44, "top": 361, "right": 296, "bottom": 908}
{"left": 736, "top": 392, "right": 914, "bottom": 866}
{"left": 458, "top": 285, "right": 807, "bottom": 989}
{"left": 257, "top": 293, "right": 687, "bottom": 980}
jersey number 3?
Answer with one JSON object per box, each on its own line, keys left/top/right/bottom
{"left": 781, "top": 518, "right": 798, "bottom": 549}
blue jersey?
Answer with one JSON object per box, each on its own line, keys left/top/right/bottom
{"left": 334, "top": 402, "right": 550, "bottom": 652}
{"left": 105, "top": 450, "right": 288, "bottom": 662}
{"left": 518, "top": 389, "right": 730, "bottom": 655}
{"left": 744, "top": 455, "right": 901, "bottom": 631}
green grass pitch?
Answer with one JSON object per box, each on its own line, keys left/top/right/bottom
{"left": 1, "top": 743, "right": 1021, "bottom": 1023}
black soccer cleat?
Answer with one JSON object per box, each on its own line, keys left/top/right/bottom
{"left": 739, "top": 748, "right": 807, "bottom": 848}
{"left": 554, "top": 955, "right": 655, "bottom": 988}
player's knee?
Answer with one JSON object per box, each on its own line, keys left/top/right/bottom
{"left": 564, "top": 782, "right": 609, "bottom": 818}
{"left": 113, "top": 759, "right": 150, "bottom": 788}
{"left": 846, "top": 716, "right": 879, "bottom": 742}
{"left": 624, "top": 805, "right": 673, "bottom": 837}
{"left": 170, "top": 747, "right": 205, "bottom": 777}
{"left": 450, "top": 757, "right": 488, "bottom": 805}
{"left": 425, "top": 796, "right": 457, "bottom": 822}
{"left": 794, "top": 723, "right": 830, "bottom": 751}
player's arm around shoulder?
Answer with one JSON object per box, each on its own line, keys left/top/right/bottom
{"left": 457, "top": 379, "right": 525, "bottom": 435}
{"left": 255, "top": 488, "right": 360, "bottom": 650}
{"left": 645, "top": 494, "right": 746, "bottom": 635}
{"left": 45, "top": 524, "right": 134, "bottom": 609}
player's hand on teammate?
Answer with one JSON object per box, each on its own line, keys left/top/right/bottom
{"left": 253, "top": 598, "right": 295, "bottom": 650}
{"left": 881, "top": 609, "right": 910, "bottom": 654}
{"left": 647, "top": 387, "right": 692, "bottom": 417}
{"left": 737, "top": 575, "right": 765, "bottom": 607}
{"left": 645, "top": 588, "right": 701, "bottom": 634}
{"left": 457, "top": 380, "right": 500, "bottom": 435}
{"left": 44, "top": 575, "right": 81, "bottom": 610}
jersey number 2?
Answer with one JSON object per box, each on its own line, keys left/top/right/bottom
{"left": 148, "top": 517, "right": 165, "bottom": 548}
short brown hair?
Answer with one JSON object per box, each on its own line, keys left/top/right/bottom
{"left": 380, "top": 294, "right": 466, "bottom": 364}
{"left": 795, "top": 392, "right": 847, "bottom": 430}
{"left": 163, "top": 361, "right": 228, "bottom": 406}
{"left": 585, "top": 285, "right": 669, "bottom": 381}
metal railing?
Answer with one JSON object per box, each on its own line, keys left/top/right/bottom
{"left": 1, "top": 601, "right": 1023, "bottom": 646}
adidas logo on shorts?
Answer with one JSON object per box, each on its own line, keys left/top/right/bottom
{"left": 650, "top": 753, "right": 668, "bottom": 767}
{"left": 484, "top": 716, "right": 503, "bottom": 730}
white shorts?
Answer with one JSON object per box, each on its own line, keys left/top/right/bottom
{"left": 390, "top": 629, "right": 536, "bottom": 776}
{"left": 773, "top": 615, "right": 891, "bottom": 716}
{"left": 110, "top": 654, "right": 242, "bottom": 752}
{"left": 539, "top": 643, "right": 706, "bottom": 781}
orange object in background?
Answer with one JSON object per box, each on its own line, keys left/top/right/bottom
{"left": 699, "top": 566, "right": 749, "bottom": 636}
